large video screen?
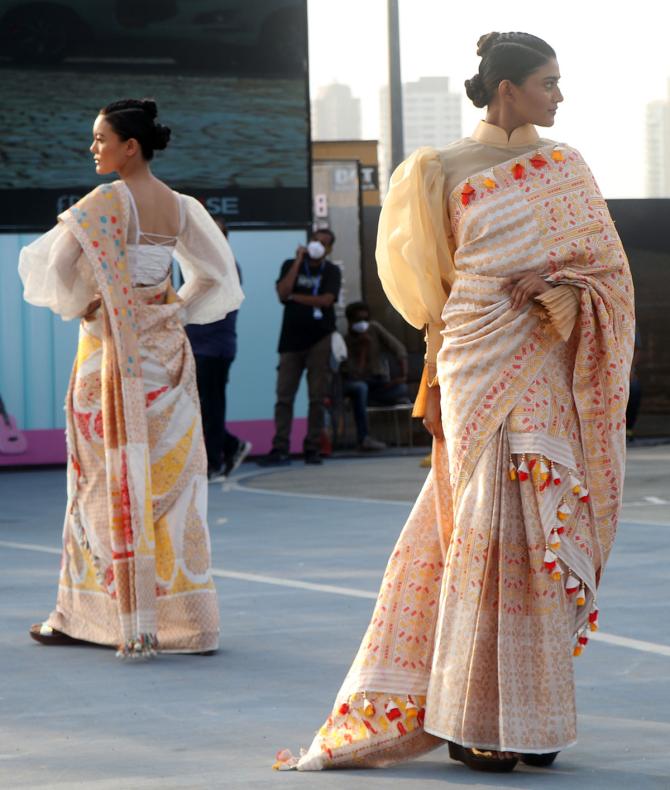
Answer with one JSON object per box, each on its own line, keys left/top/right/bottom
{"left": 0, "top": 0, "right": 310, "bottom": 230}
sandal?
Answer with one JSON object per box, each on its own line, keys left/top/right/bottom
{"left": 448, "top": 741, "right": 518, "bottom": 773}
{"left": 29, "top": 623, "right": 88, "bottom": 646}
{"left": 521, "top": 751, "right": 559, "bottom": 767}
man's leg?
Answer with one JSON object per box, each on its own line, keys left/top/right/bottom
{"left": 272, "top": 351, "right": 306, "bottom": 454}
{"left": 367, "top": 378, "right": 410, "bottom": 406}
{"left": 342, "top": 379, "right": 369, "bottom": 444}
{"left": 194, "top": 354, "right": 225, "bottom": 474}
{"left": 304, "top": 335, "right": 332, "bottom": 456}
{"left": 220, "top": 357, "right": 240, "bottom": 463}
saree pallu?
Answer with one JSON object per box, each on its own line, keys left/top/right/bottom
{"left": 291, "top": 145, "right": 634, "bottom": 768}
{"left": 44, "top": 183, "right": 218, "bottom": 655}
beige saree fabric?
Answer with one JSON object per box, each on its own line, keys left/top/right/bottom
{"left": 18, "top": 181, "right": 238, "bottom": 654}
{"left": 48, "top": 275, "right": 219, "bottom": 652}
{"left": 293, "top": 135, "right": 634, "bottom": 768}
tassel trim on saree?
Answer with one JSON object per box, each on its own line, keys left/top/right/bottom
{"left": 116, "top": 632, "right": 159, "bottom": 659}
{"left": 507, "top": 448, "right": 599, "bottom": 658}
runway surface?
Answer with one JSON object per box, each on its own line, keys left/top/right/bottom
{"left": 1, "top": 446, "right": 669, "bottom": 789}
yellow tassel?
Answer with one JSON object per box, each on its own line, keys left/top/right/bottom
{"left": 589, "top": 622, "right": 599, "bottom": 632}
{"left": 540, "top": 458, "right": 550, "bottom": 481}
{"left": 552, "top": 147, "right": 565, "bottom": 162}
{"left": 552, "top": 567, "right": 563, "bottom": 581}
{"left": 573, "top": 645, "right": 583, "bottom": 657}
{"left": 557, "top": 500, "right": 571, "bottom": 522}
{"left": 576, "top": 585, "right": 586, "bottom": 607}
{"left": 549, "top": 528, "right": 561, "bottom": 551}
{"left": 362, "top": 695, "right": 375, "bottom": 717}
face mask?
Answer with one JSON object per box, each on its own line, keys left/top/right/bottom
{"left": 351, "top": 320, "right": 369, "bottom": 333}
{"left": 307, "top": 240, "right": 326, "bottom": 259}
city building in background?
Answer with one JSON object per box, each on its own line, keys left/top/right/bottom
{"left": 312, "top": 82, "right": 362, "bottom": 141}
{"left": 379, "top": 75, "right": 462, "bottom": 193}
{"left": 646, "top": 84, "right": 670, "bottom": 197}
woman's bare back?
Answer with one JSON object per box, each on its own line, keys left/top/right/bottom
{"left": 124, "top": 176, "right": 180, "bottom": 242}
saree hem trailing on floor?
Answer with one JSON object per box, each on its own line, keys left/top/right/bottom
{"left": 289, "top": 132, "right": 634, "bottom": 769}
{"left": 19, "top": 182, "right": 242, "bottom": 656}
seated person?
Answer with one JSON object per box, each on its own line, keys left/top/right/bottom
{"left": 342, "top": 301, "right": 411, "bottom": 451}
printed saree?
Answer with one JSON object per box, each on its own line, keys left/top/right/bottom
{"left": 282, "top": 132, "right": 635, "bottom": 768}
{"left": 20, "top": 181, "right": 243, "bottom": 656}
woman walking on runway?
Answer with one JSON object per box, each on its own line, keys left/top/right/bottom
{"left": 278, "top": 32, "right": 634, "bottom": 771}
{"left": 20, "top": 98, "right": 243, "bottom": 657}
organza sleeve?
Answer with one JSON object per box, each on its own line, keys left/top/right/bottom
{"left": 173, "top": 195, "right": 244, "bottom": 324}
{"left": 18, "top": 224, "right": 97, "bottom": 321}
{"left": 376, "top": 147, "right": 455, "bottom": 377}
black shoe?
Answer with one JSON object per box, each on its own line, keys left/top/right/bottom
{"left": 224, "top": 440, "right": 253, "bottom": 477}
{"left": 447, "top": 741, "right": 518, "bottom": 773}
{"left": 257, "top": 449, "right": 291, "bottom": 467}
{"left": 520, "top": 752, "right": 559, "bottom": 767}
{"left": 304, "top": 452, "right": 323, "bottom": 465}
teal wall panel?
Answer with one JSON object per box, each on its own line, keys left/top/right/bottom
{"left": 0, "top": 229, "right": 307, "bottom": 431}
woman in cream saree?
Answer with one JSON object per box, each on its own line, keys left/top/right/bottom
{"left": 279, "top": 33, "right": 634, "bottom": 772}
{"left": 19, "top": 99, "right": 243, "bottom": 657}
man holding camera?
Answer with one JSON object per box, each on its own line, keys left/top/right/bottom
{"left": 259, "top": 229, "right": 341, "bottom": 466}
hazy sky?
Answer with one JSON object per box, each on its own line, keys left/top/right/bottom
{"left": 307, "top": 0, "right": 670, "bottom": 197}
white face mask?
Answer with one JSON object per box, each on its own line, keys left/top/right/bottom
{"left": 351, "top": 320, "right": 369, "bottom": 333}
{"left": 307, "top": 240, "right": 326, "bottom": 260}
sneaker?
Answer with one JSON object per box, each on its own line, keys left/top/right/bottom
{"left": 207, "top": 466, "right": 227, "bottom": 483}
{"left": 359, "top": 435, "right": 387, "bottom": 451}
{"left": 224, "top": 440, "right": 253, "bottom": 477}
{"left": 257, "top": 449, "right": 291, "bottom": 467}
{"left": 304, "top": 451, "right": 323, "bottom": 465}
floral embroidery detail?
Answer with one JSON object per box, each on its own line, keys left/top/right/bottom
{"left": 461, "top": 181, "right": 476, "bottom": 206}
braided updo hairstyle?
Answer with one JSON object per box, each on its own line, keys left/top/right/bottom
{"left": 100, "top": 98, "right": 171, "bottom": 160}
{"left": 464, "top": 32, "right": 556, "bottom": 109}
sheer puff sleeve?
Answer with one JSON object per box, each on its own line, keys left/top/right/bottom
{"left": 174, "top": 195, "right": 244, "bottom": 324}
{"left": 18, "top": 224, "right": 96, "bottom": 321}
{"left": 376, "top": 147, "right": 455, "bottom": 383}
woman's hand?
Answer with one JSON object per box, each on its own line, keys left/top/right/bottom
{"left": 422, "top": 384, "right": 444, "bottom": 441}
{"left": 82, "top": 296, "right": 102, "bottom": 321}
{"left": 508, "top": 273, "right": 551, "bottom": 310}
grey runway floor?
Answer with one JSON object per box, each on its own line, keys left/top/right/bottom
{"left": 1, "top": 447, "right": 669, "bottom": 789}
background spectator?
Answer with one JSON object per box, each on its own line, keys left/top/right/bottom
{"left": 259, "top": 229, "right": 341, "bottom": 466}
{"left": 342, "top": 301, "right": 410, "bottom": 451}
{"left": 186, "top": 217, "right": 251, "bottom": 480}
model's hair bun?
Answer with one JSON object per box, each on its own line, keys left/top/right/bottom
{"left": 152, "top": 122, "right": 171, "bottom": 151}
{"left": 476, "top": 32, "right": 500, "bottom": 57}
{"left": 140, "top": 98, "right": 158, "bottom": 120}
{"left": 464, "top": 32, "right": 556, "bottom": 110}
{"left": 100, "top": 97, "right": 171, "bottom": 160}
{"left": 464, "top": 73, "right": 488, "bottom": 108}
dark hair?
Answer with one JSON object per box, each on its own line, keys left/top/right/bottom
{"left": 464, "top": 32, "right": 556, "bottom": 109}
{"left": 312, "top": 227, "right": 336, "bottom": 246}
{"left": 100, "top": 98, "right": 171, "bottom": 160}
{"left": 345, "top": 301, "right": 370, "bottom": 322}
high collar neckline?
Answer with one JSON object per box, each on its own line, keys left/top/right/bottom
{"left": 471, "top": 120, "right": 540, "bottom": 147}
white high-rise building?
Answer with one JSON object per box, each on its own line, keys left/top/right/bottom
{"left": 646, "top": 85, "right": 670, "bottom": 197}
{"left": 312, "top": 83, "right": 362, "bottom": 141}
{"left": 379, "top": 76, "right": 462, "bottom": 193}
